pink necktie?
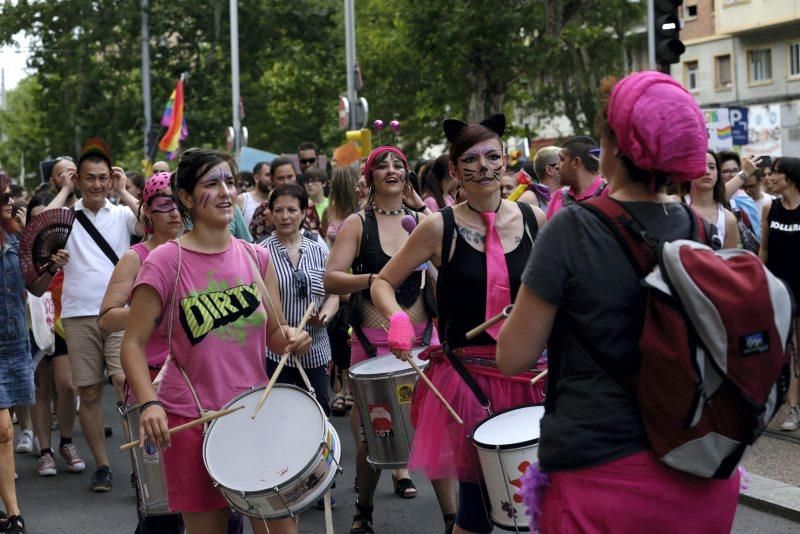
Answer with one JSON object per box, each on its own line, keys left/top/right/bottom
{"left": 481, "top": 211, "right": 511, "bottom": 340}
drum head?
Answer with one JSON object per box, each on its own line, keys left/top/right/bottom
{"left": 349, "top": 350, "right": 428, "bottom": 377}
{"left": 204, "top": 385, "right": 326, "bottom": 492}
{"left": 472, "top": 405, "right": 545, "bottom": 450}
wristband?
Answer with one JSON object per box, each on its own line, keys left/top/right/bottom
{"left": 406, "top": 203, "right": 427, "bottom": 213}
{"left": 388, "top": 311, "right": 415, "bottom": 351}
{"left": 368, "top": 273, "right": 375, "bottom": 288}
{"left": 139, "top": 400, "right": 164, "bottom": 414}
{"left": 46, "top": 265, "right": 60, "bottom": 276}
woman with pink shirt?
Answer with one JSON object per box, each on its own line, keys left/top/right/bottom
{"left": 121, "top": 149, "right": 311, "bottom": 534}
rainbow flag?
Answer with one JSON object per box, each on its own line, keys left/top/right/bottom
{"left": 716, "top": 125, "right": 732, "bottom": 139}
{"left": 159, "top": 78, "right": 187, "bottom": 157}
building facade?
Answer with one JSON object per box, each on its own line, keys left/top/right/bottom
{"left": 671, "top": 0, "right": 800, "bottom": 156}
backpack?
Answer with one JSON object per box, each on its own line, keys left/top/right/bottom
{"left": 581, "top": 196, "right": 794, "bottom": 479}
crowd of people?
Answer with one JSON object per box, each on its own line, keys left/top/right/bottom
{"left": 0, "top": 70, "right": 799, "bottom": 534}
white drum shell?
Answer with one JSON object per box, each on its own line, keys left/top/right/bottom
{"left": 123, "top": 403, "right": 171, "bottom": 516}
{"left": 473, "top": 405, "right": 545, "bottom": 532}
{"left": 202, "top": 385, "right": 340, "bottom": 519}
{"left": 349, "top": 352, "right": 428, "bottom": 468}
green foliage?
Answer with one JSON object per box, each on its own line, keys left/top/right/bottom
{"left": 0, "top": 0, "right": 644, "bottom": 182}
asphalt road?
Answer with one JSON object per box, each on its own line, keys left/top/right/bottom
{"left": 9, "top": 384, "right": 800, "bottom": 533}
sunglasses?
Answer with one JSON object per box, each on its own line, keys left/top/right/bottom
{"left": 1, "top": 193, "right": 11, "bottom": 204}
{"left": 589, "top": 148, "right": 601, "bottom": 161}
{"left": 292, "top": 269, "right": 309, "bottom": 299}
{"left": 55, "top": 155, "right": 74, "bottom": 163}
{"left": 299, "top": 157, "right": 317, "bottom": 165}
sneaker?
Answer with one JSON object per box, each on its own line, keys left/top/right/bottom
{"left": 15, "top": 430, "right": 34, "bottom": 454}
{"left": 4, "top": 514, "right": 25, "bottom": 533}
{"left": 60, "top": 443, "right": 86, "bottom": 473}
{"left": 780, "top": 406, "right": 800, "bottom": 431}
{"left": 90, "top": 465, "right": 113, "bottom": 492}
{"left": 38, "top": 453, "right": 57, "bottom": 477}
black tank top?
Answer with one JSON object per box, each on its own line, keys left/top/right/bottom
{"left": 352, "top": 207, "right": 422, "bottom": 308}
{"left": 766, "top": 200, "right": 800, "bottom": 300}
{"left": 437, "top": 203, "right": 538, "bottom": 349}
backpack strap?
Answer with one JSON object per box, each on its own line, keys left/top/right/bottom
{"left": 436, "top": 207, "right": 457, "bottom": 343}
{"left": 517, "top": 201, "right": 539, "bottom": 244}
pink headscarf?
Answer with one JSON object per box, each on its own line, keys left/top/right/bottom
{"left": 363, "top": 146, "right": 409, "bottom": 185}
{"left": 143, "top": 172, "right": 171, "bottom": 204}
{"left": 607, "top": 71, "right": 707, "bottom": 183}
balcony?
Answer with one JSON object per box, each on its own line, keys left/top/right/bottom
{"left": 718, "top": 0, "right": 800, "bottom": 35}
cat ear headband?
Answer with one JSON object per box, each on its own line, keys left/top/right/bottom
{"left": 443, "top": 113, "right": 506, "bottom": 143}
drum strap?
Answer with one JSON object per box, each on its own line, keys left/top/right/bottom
{"left": 443, "top": 343, "right": 493, "bottom": 415}
{"left": 167, "top": 239, "right": 208, "bottom": 420}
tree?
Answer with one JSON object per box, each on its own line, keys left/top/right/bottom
{"left": 0, "top": 77, "right": 48, "bottom": 187}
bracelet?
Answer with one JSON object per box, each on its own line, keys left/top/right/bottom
{"left": 46, "top": 265, "right": 60, "bottom": 276}
{"left": 368, "top": 273, "right": 375, "bottom": 288}
{"left": 139, "top": 400, "right": 164, "bottom": 414}
{"left": 738, "top": 170, "right": 749, "bottom": 181}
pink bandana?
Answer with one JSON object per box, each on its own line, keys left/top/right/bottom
{"left": 143, "top": 172, "right": 171, "bottom": 204}
{"left": 363, "top": 146, "right": 409, "bottom": 185}
{"left": 607, "top": 71, "right": 707, "bottom": 183}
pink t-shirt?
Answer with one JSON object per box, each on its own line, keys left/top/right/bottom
{"left": 546, "top": 176, "right": 608, "bottom": 220}
{"left": 134, "top": 238, "right": 271, "bottom": 418}
{"left": 130, "top": 243, "right": 169, "bottom": 370}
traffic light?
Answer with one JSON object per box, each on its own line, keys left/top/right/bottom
{"left": 346, "top": 129, "right": 373, "bottom": 158}
{"left": 654, "top": 0, "right": 685, "bottom": 67}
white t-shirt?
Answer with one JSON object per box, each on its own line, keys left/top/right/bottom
{"left": 61, "top": 200, "right": 138, "bottom": 318}
{"left": 240, "top": 192, "right": 264, "bottom": 228}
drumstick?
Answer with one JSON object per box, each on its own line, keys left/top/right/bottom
{"left": 252, "top": 302, "right": 316, "bottom": 419}
{"left": 465, "top": 305, "right": 514, "bottom": 340}
{"left": 120, "top": 405, "right": 245, "bottom": 451}
{"left": 380, "top": 322, "right": 464, "bottom": 425}
{"left": 407, "top": 358, "right": 464, "bottom": 425}
{"left": 530, "top": 369, "right": 548, "bottom": 385}
{"left": 293, "top": 357, "right": 315, "bottom": 395}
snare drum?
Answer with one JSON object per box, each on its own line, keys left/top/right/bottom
{"left": 348, "top": 350, "right": 428, "bottom": 468}
{"left": 472, "top": 405, "right": 546, "bottom": 532}
{"left": 121, "top": 403, "right": 170, "bottom": 516}
{"left": 203, "top": 385, "right": 341, "bottom": 519}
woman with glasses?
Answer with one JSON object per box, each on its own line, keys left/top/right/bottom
{"left": 325, "top": 145, "right": 457, "bottom": 533}
{"left": 260, "top": 184, "right": 338, "bottom": 413}
{"left": 97, "top": 172, "right": 184, "bottom": 533}
{"left": 122, "top": 149, "right": 311, "bottom": 534}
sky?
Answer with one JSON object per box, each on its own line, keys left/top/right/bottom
{"left": 1, "top": 33, "right": 31, "bottom": 92}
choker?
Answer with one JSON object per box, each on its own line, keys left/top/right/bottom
{"left": 466, "top": 199, "right": 501, "bottom": 214}
{"left": 372, "top": 203, "right": 404, "bottom": 216}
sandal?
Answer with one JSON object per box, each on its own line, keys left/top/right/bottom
{"left": 331, "top": 395, "right": 348, "bottom": 416}
{"left": 392, "top": 473, "right": 418, "bottom": 499}
{"left": 350, "top": 500, "right": 374, "bottom": 534}
{"left": 344, "top": 394, "right": 355, "bottom": 410}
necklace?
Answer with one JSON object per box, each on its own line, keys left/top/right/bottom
{"left": 466, "top": 199, "right": 501, "bottom": 214}
{"left": 372, "top": 203, "right": 404, "bottom": 216}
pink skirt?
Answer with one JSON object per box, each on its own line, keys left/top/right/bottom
{"left": 350, "top": 323, "right": 439, "bottom": 365}
{"left": 163, "top": 413, "right": 228, "bottom": 513}
{"left": 409, "top": 345, "right": 546, "bottom": 482}
{"left": 538, "top": 450, "right": 739, "bottom": 533}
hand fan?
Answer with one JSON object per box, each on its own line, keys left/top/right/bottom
{"left": 20, "top": 209, "right": 75, "bottom": 285}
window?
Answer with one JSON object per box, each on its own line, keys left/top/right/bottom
{"left": 748, "top": 48, "right": 772, "bottom": 84}
{"left": 715, "top": 55, "right": 733, "bottom": 90}
{"left": 685, "top": 4, "right": 698, "bottom": 19}
{"left": 684, "top": 60, "right": 699, "bottom": 91}
{"left": 789, "top": 42, "right": 800, "bottom": 79}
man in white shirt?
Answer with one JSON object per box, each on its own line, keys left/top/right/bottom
{"left": 46, "top": 139, "right": 142, "bottom": 492}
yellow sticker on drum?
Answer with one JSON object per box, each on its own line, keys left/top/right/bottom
{"left": 396, "top": 383, "right": 414, "bottom": 404}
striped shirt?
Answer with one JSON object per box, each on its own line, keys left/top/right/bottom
{"left": 260, "top": 232, "right": 331, "bottom": 368}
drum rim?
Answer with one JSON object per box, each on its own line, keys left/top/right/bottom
{"left": 348, "top": 352, "right": 429, "bottom": 378}
{"left": 471, "top": 403, "right": 545, "bottom": 451}
{"left": 203, "top": 384, "right": 328, "bottom": 491}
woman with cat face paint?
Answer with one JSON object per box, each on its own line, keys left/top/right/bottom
{"left": 370, "top": 115, "right": 547, "bottom": 534}
{"left": 324, "top": 145, "right": 459, "bottom": 534}
{"left": 122, "top": 149, "right": 311, "bottom": 534}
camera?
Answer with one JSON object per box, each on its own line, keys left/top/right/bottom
{"left": 757, "top": 155, "right": 772, "bottom": 169}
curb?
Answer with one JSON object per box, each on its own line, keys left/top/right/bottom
{"left": 739, "top": 473, "right": 800, "bottom": 523}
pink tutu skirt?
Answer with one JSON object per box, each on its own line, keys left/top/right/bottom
{"left": 350, "top": 323, "right": 439, "bottom": 365}
{"left": 409, "top": 345, "right": 546, "bottom": 483}
{"left": 536, "top": 450, "right": 739, "bottom": 533}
